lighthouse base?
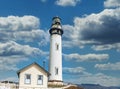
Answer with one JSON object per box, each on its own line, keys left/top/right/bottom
{"left": 48, "top": 80, "right": 63, "bottom": 87}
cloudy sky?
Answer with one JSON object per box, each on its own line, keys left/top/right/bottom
{"left": 0, "top": 0, "right": 120, "bottom": 87}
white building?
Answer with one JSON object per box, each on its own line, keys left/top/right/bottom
{"left": 17, "top": 62, "right": 50, "bottom": 89}
{"left": 49, "top": 17, "right": 63, "bottom": 86}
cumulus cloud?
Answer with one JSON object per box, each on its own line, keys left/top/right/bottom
{"left": 62, "top": 24, "right": 84, "bottom": 48}
{"left": 0, "top": 29, "right": 49, "bottom": 45}
{"left": 79, "top": 73, "right": 120, "bottom": 86}
{"left": 95, "top": 62, "right": 120, "bottom": 70}
{"left": 63, "top": 67, "right": 91, "bottom": 76}
{"left": 64, "top": 72, "right": 120, "bottom": 86}
{"left": 74, "top": 8, "right": 120, "bottom": 44}
{"left": 63, "top": 66, "right": 120, "bottom": 86}
{"left": 92, "top": 43, "right": 120, "bottom": 51}
{"left": 0, "top": 41, "right": 48, "bottom": 71}
{"left": 0, "top": 41, "right": 47, "bottom": 57}
{"left": 63, "top": 53, "right": 109, "bottom": 62}
{"left": 14, "top": 30, "right": 49, "bottom": 45}
{"left": 0, "top": 16, "right": 49, "bottom": 45}
{"left": 55, "top": 0, "right": 80, "bottom": 7}
{"left": 63, "top": 8, "right": 120, "bottom": 51}
{"left": 0, "top": 15, "right": 39, "bottom": 31}
{"left": 0, "top": 55, "right": 28, "bottom": 71}
{"left": 104, "top": 0, "right": 120, "bottom": 8}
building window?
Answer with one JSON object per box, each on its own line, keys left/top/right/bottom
{"left": 56, "top": 43, "right": 59, "bottom": 50}
{"left": 37, "top": 75, "right": 43, "bottom": 85}
{"left": 25, "top": 74, "right": 31, "bottom": 84}
{"left": 55, "top": 67, "right": 58, "bottom": 75}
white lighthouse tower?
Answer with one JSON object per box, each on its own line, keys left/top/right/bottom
{"left": 49, "top": 17, "right": 63, "bottom": 86}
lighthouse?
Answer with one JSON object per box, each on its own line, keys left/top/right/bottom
{"left": 49, "top": 17, "right": 63, "bottom": 86}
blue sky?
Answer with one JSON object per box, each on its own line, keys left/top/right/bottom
{"left": 0, "top": 0, "right": 120, "bottom": 87}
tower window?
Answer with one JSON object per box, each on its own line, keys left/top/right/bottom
{"left": 55, "top": 67, "right": 58, "bottom": 75}
{"left": 56, "top": 43, "right": 59, "bottom": 50}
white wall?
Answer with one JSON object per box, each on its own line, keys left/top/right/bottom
{"left": 19, "top": 64, "right": 48, "bottom": 89}
{"left": 49, "top": 34, "right": 62, "bottom": 81}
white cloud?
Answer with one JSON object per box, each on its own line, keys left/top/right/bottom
{"left": 0, "top": 15, "right": 39, "bottom": 31}
{"left": 92, "top": 44, "right": 114, "bottom": 51}
{"left": 63, "top": 24, "right": 85, "bottom": 48}
{"left": 73, "top": 8, "right": 120, "bottom": 44}
{"left": 0, "top": 41, "right": 48, "bottom": 71}
{"left": 63, "top": 66, "right": 120, "bottom": 86}
{"left": 14, "top": 30, "right": 49, "bottom": 45}
{"left": 55, "top": 0, "right": 80, "bottom": 7}
{"left": 63, "top": 25, "right": 81, "bottom": 48}
{"left": 64, "top": 72, "right": 120, "bottom": 86}
{"left": 95, "top": 62, "right": 120, "bottom": 70}
{"left": 63, "top": 8, "right": 120, "bottom": 51}
{"left": 0, "top": 29, "right": 49, "bottom": 45}
{"left": 92, "top": 43, "right": 120, "bottom": 51}
{"left": 0, "top": 41, "right": 47, "bottom": 57}
{"left": 79, "top": 73, "right": 120, "bottom": 86}
{"left": 0, "top": 15, "right": 49, "bottom": 45}
{"left": 0, "top": 55, "right": 28, "bottom": 71}
{"left": 63, "top": 53, "right": 109, "bottom": 62}
{"left": 104, "top": 0, "right": 120, "bottom": 8}
{"left": 63, "top": 67, "right": 91, "bottom": 76}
